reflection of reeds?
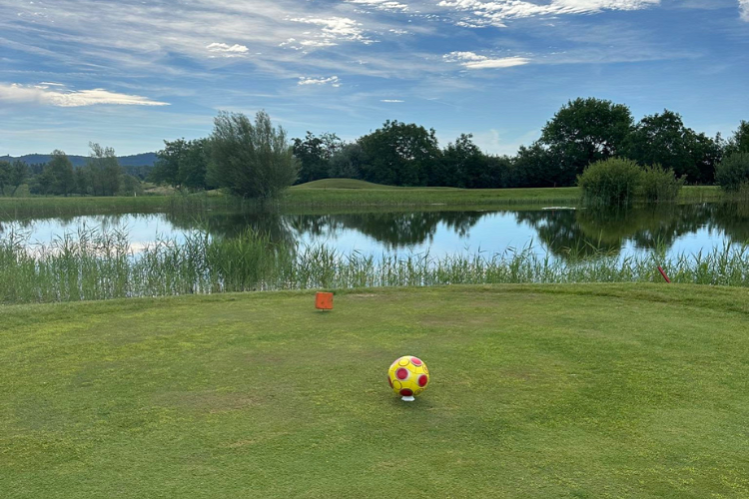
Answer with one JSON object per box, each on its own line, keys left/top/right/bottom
{"left": 3, "top": 227, "right": 749, "bottom": 304}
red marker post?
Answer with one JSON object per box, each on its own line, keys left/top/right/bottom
{"left": 658, "top": 266, "right": 671, "bottom": 283}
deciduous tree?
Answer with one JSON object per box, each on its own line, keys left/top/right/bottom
{"left": 540, "top": 98, "right": 633, "bottom": 181}
{"left": 208, "top": 111, "right": 299, "bottom": 198}
{"left": 358, "top": 120, "right": 441, "bottom": 186}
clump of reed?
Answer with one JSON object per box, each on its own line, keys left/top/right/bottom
{"left": 2, "top": 226, "right": 749, "bottom": 305}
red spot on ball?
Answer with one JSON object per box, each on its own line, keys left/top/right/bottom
{"left": 411, "top": 357, "right": 422, "bottom": 366}
{"left": 396, "top": 368, "right": 408, "bottom": 380}
{"left": 388, "top": 377, "right": 393, "bottom": 388}
{"left": 400, "top": 388, "right": 413, "bottom": 397}
{"left": 418, "top": 375, "right": 428, "bottom": 387}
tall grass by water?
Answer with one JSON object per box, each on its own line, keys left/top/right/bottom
{"left": 3, "top": 225, "right": 749, "bottom": 304}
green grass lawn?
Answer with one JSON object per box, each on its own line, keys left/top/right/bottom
{"left": 0, "top": 182, "right": 723, "bottom": 217}
{"left": 2, "top": 284, "right": 748, "bottom": 498}
{"left": 287, "top": 180, "right": 583, "bottom": 207}
{"left": 285, "top": 179, "right": 722, "bottom": 207}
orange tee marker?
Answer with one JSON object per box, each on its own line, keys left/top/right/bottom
{"left": 315, "top": 292, "right": 334, "bottom": 311}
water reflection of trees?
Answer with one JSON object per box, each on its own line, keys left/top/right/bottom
{"left": 0, "top": 212, "right": 156, "bottom": 238}
{"left": 515, "top": 209, "right": 622, "bottom": 259}
{"left": 165, "top": 210, "right": 296, "bottom": 246}
{"left": 9, "top": 201, "right": 749, "bottom": 260}
{"left": 286, "top": 211, "right": 484, "bottom": 249}
{"left": 711, "top": 202, "right": 749, "bottom": 245}
{"left": 165, "top": 209, "right": 485, "bottom": 249}
{"left": 516, "top": 204, "right": 722, "bottom": 260}
{"left": 105, "top": 204, "right": 749, "bottom": 256}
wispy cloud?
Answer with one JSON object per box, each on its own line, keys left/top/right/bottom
{"left": 438, "top": 0, "right": 660, "bottom": 27}
{"left": 287, "top": 17, "right": 375, "bottom": 45}
{"left": 740, "top": 0, "right": 749, "bottom": 21}
{"left": 0, "top": 83, "right": 169, "bottom": 107}
{"left": 444, "top": 52, "right": 530, "bottom": 69}
{"left": 346, "top": 0, "right": 410, "bottom": 12}
{"left": 298, "top": 76, "right": 342, "bottom": 87}
{"left": 206, "top": 43, "right": 250, "bottom": 57}
{"left": 381, "top": 99, "right": 404, "bottom": 102}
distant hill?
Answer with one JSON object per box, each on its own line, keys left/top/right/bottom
{"left": 0, "top": 152, "right": 158, "bottom": 167}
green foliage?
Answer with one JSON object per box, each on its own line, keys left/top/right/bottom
{"left": 292, "top": 132, "right": 343, "bottom": 184}
{"left": 6, "top": 100, "right": 743, "bottom": 196}
{"left": 37, "top": 150, "right": 76, "bottom": 196}
{"left": 328, "top": 143, "right": 365, "bottom": 179}
{"left": 9, "top": 159, "right": 28, "bottom": 196}
{"left": 208, "top": 111, "right": 299, "bottom": 199}
{"left": 6, "top": 225, "right": 749, "bottom": 304}
{"left": 509, "top": 143, "right": 562, "bottom": 187}
{"left": 358, "top": 120, "right": 441, "bottom": 186}
{"left": 578, "top": 158, "right": 642, "bottom": 206}
{"left": 0, "top": 160, "right": 10, "bottom": 195}
{"left": 0, "top": 159, "right": 31, "bottom": 196}
{"left": 725, "top": 120, "right": 749, "bottom": 156}
{"left": 118, "top": 174, "right": 143, "bottom": 196}
{"left": 435, "top": 134, "right": 505, "bottom": 188}
{"left": 715, "top": 153, "right": 749, "bottom": 192}
{"left": 151, "top": 138, "right": 212, "bottom": 191}
{"left": 624, "top": 110, "right": 721, "bottom": 184}
{"left": 77, "top": 143, "right": 123, "bottom": 196}
{"left": 540, "top": 97, "right": 633, "bottom": 182}
{"left": 638, "top": 165, "right": 685, "bottom": 202}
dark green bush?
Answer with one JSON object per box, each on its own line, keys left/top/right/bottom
{"left": 638, "top": 165, "right": 684, "bottom": 203}
{"left": 578, "top": 158, "right": 642, "bottom": 206}
{"left": 715, "top": 153, "right": 749, "bottom": 192}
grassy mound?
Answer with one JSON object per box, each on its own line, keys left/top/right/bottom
{"left": 291, "top": 178, "right": 403, "bottom": 190}
{"left": 2, "top": 284, "right": 748, "bottom": 497}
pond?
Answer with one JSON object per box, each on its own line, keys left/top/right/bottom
{"left": 2, "top": 202, "right": 747, "bottom": 262}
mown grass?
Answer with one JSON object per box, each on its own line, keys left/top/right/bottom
{"left": 290, "top": 178, "right": 404, "bottom": 190}
{"left": 2, "top": 284, "right": 749, "bottom": 498}
{"left": 285, "top": 180, "right": 721, "bottom": 208}
{"left": 287, "top": 182, "right": 582, "bottom": 207}
{"left": 0, "top": 184, "right": 724, "bottom": 217}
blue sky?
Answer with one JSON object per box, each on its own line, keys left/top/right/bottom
{"left": 1, "top": 0, "right": 747, "bottom": 157}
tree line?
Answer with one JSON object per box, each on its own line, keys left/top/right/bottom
{"left": 150, "top": 98, "right": 749, "bottom": 196}
{"left": 0, "top": 144, "right": 145, "bottom": 197}
{"left": 4, "top": 97, "right": 748, "bottom": 198}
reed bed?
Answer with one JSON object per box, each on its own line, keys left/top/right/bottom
{"left": 2, "top": 225, "right": 749, "bottom": 304}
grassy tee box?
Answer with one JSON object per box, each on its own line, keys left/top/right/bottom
{"left": 2, "top": 284, "right": 748, "bottom": 498}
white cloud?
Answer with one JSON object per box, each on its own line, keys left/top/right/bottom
{"left": 438, "top": 0, "right": 660, "bottom": 27}
{"left": 444, "top": 52, "right": 530, "bottom": 69}
{"left": 346, "top": 0, "right": 409, "bottom": 12}
{"left": 298, "top": 76, "right": 342, "bottom": 87}
{"left": 288, "top": 17, "right": 375, "bottom": 45}
{"left": 0, "top": 83, "right": 169, "bottom": 107}
{"left": 740, "top": 0, "right": 749, "bottom": 20}
{"left": 444, "top": 51, "right": 486, "bottom": 62}
{"left": 300, "top": 40, "right": 338, "bottom": 47}
{"left": 206, "top": 42, "right": 250, "bottom": 57}
{"left": 381, "top": 99, "right": 404, "bottom": 102}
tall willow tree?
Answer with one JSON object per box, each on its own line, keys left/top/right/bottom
{"left": 208, "top": 111, "right": 299, "bottom": 198}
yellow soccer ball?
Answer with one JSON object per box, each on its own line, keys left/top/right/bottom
{"left": 387, "top": 355, "right": 429, "bottom": 401}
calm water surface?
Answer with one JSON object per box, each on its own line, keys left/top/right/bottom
{"left": 3, "top": 203, "right": 748, "bottom": 261}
